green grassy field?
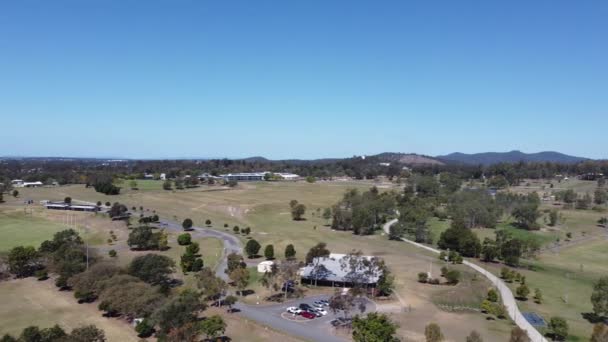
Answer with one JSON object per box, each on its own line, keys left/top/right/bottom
{"left": 0, "top": 212, "right": 68, "bottom": 252}
{"left": 484, "top": 238, "right": 608, "bottom": 341}
{"left": 116, "top": 179, "right": 164, "bottom": 192}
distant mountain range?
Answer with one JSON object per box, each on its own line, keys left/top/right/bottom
{"left": 1, "top": 150, "right": 592, "bottom": 166}
{"left": 436, "top": 150, "right": 589, "bottom": 165}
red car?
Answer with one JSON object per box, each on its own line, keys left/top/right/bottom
{"left": 299, "top": 311, "right": 316, "bottom": 319}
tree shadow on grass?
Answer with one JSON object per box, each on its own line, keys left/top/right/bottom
{"left": 582, "top": 312, "right": 606, "bottom": 324}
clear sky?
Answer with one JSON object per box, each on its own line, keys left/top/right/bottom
{"left": 1, "top": 1, "right": 606, "bottom": 159}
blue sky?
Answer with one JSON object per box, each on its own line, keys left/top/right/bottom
{"left": 1, "top": 1, "right": 606, "bottom": 159}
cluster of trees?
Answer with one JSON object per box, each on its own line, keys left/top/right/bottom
{"left": 180, "top": 242, "right": 204, "bottom": 273}
{"left": 1, "top": 325, "right": 105, "bottom": 342}
{"left": 87, "top": 175, "right": 121, "bottom": 195}
{"left": 289, "top": 200, "right": 306, "bottom": 221}
{"left": 127, "top": 226, "right": 168, "bottom": 251}
{"left": 331, "top": 187, "right": 396, "bottom": 235}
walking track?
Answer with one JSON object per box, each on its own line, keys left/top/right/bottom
{"left": 383, "top": 219, "right": 547, "bottom": 342}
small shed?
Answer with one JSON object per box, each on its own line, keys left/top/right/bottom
{"left": 257, "top": 260, "right": 275, "bottom": 273}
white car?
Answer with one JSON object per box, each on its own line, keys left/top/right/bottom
{"left": 314, "top": 308, "right": 328, "bottom": 316}
{"left": 287, "top": 306, "right": 302, "bottom": 314}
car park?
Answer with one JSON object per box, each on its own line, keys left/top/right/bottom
{"left": 313, "top": 301, "right": 324, "bottom": 308}
{"left": 319, "top": 299, "right": 329, "bottom": 306}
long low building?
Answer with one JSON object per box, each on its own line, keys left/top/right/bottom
{"left": 220, "top": 172, "right": 267, "bottom": 181}
{"left": 300, "top": 253, "right": 382, "bottom": 288}
{"left": 43, "top": 201, "right": 99, "bottom": 212}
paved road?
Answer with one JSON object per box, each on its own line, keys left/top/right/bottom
{"left": 383, "top": 219, "right": 547, "bottom": 342}
{"left": 158, "top": 220, "right": 241, "bottom": 280}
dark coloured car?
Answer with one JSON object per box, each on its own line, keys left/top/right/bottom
{"left": 300, "top": 311, "right": 315, "bottom": 319}
{"left": 299, "top": 303, "right": 312, "bottom": 310}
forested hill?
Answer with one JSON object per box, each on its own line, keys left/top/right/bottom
{"left": 437, "top": 150, "right": 589, "bottom": 165}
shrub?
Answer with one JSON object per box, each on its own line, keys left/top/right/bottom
{"left": 418, "top": 272, "right": 429, "bottom": 283}
{"left": 35, "top": 270, "right": 48, "bottom": 281}
{"left": 177, "top": 233, "right": 192, "bottom": 246}
{"left": 108, "top": 250, "right": 117, "bottom": 258}
{"left": 445, "top": 269, "right": 461, "bottom": 285}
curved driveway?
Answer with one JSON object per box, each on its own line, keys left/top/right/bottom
{"left": 383, "top": 219, "right": 547, "bottom": 342}
{"left": 158, "top": 220, "right": 241, "bottom": 280}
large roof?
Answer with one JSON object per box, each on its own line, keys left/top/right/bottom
{"left": 300, "top": 253, "right": 381, "bottom": 284}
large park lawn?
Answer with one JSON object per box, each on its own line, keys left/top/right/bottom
{"left": 0, "top": 211, "right": 68, "bottom": 252}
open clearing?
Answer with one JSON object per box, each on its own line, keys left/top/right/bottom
{"left": 0, "top": 277, "right": 139, "bottom": 340}
{"left": 0, "top": 211, "right": 68, "bottom": 252}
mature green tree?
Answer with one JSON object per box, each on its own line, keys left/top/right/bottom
{"left": 516, "top": 284, "right": 530, "bottom": 300}
{"left": 548, "top": 209, "right": 559, "bottom": 226}
{"left": 322, "top": 207, "right": 332, "bottom": 223}
{"left": 481, "top": 238, "right": 499, "bottom": 262}
{"left": 549, "top": 316, "right": 568, "bottom": 341}
{"left": 128, "top": 254, "right": 175, "bottom": 286}
{"left": 129, "top": 180, "right": 138, "bottom": 189}
{"left": 444, "top": 269, "right": 461, "bottom": 285}
{"left": 127, "top": 226, "right": 161, "bottom": 250}
{"left": 177, "top": 233, "right": 191, "bottom": 245}
{"left": 501, "top": 238, "right": 523, "bottom": 267}
{"left": 19, "top": 326, "right": 42, "bottom": 342}
{"left": 223, "top": 295, "right": 238, "bottom": 312}
{"left": 425, "top": 322, "right": 444, "bottom": 342}
{"left": 8, "top": 246, "right": 40, "bottom": 277}
{"left": 40, "top": 325, "right": 67, "bottom": 341}
{"left": 153, "top": 290, "right": 205, "bottom": 334}
{"left": 512, "top": 203, "right": 540, "bottom": 230}
{"left": 284, "top": 244, "right": 296, "bottom": 259}
{"left": 196, "top": 267, "right": 227, "bottom": 300}
{"left": 182, "top": 218, "right": 193, "bottom": 230}
{"left": 305, "top": 242, "right": 330, "bottom": 264}
{"left": 225, "top": 253, "right": 246, "bottom": 275}
{"left": 98, "top": 276, "right": 165, "bottom": 318}
{"left": 12, "top": 189, "right": 19, "bottom": 197}
{"left": 376, "top": 260, "right": 395, "bottom": 296}
{"left": 135, "top": 319, "right": 154, "bottom": 338}
{"left": 186, "top": 242, "right": 200, "bottom": 256}
{"left": 591, "top": 276, "right": 608, "bottom": 317}
{"left": 487, "top": 289, "right": 498, "bottom": 302}
{"left": 229, "top": 267, "right": 250, "bottom": 295}
{"left": 595, "top": 188, "right": 608, "bottom": 205}
{"left": 534, "top": 288, "right": 543, "bottom": 304}
{"left": 264, "top": 244, "right": 274, "bottom": 260}
{"left": 69, "top": 263, "right": 122, "bottom": 302}
{"left": 289, "top": 200, "right": 298, "bottom": 208}
{"left": 466, "top": 330, "right": 483, "bottom": 342}
{"left": 244, "top": 239, "right": 261, "bottom": 258}
{"left": 291, "top": 203, "right": 306, "bottom": 221}
{"left": 352, "top": 312, "right": 399, "bottom": 342}
{"left": 437, "top": 218, "right": 481, "bottom": 257}
{"left": 199, "top": 315, "right": 226, "bottom": 340}
{"left": 162, "top": 179, "right": 172, "bottom": 190}
{"left": 68, "top": 325, "right": 106, "bottom": 342}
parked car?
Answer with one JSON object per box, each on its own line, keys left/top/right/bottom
{"left": 299, "top": 303, "right": 312, "bottom": 311}
{"left": 307, "top": 310, "right": 322, "bottom": 317}
{"left": 319, "top": 299, "right": 330, "bottom": 306}
{"left": 300, "top": 311, "right": 316, "bottom": 319}
{"left": 287, "top": 307, "right": 302, "bottom": 314}
{"left": 313, "top": 301, "right": 324, "bottom": 308}
{"left": 314, "top": 308, "right": 328, "bottom": 316}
